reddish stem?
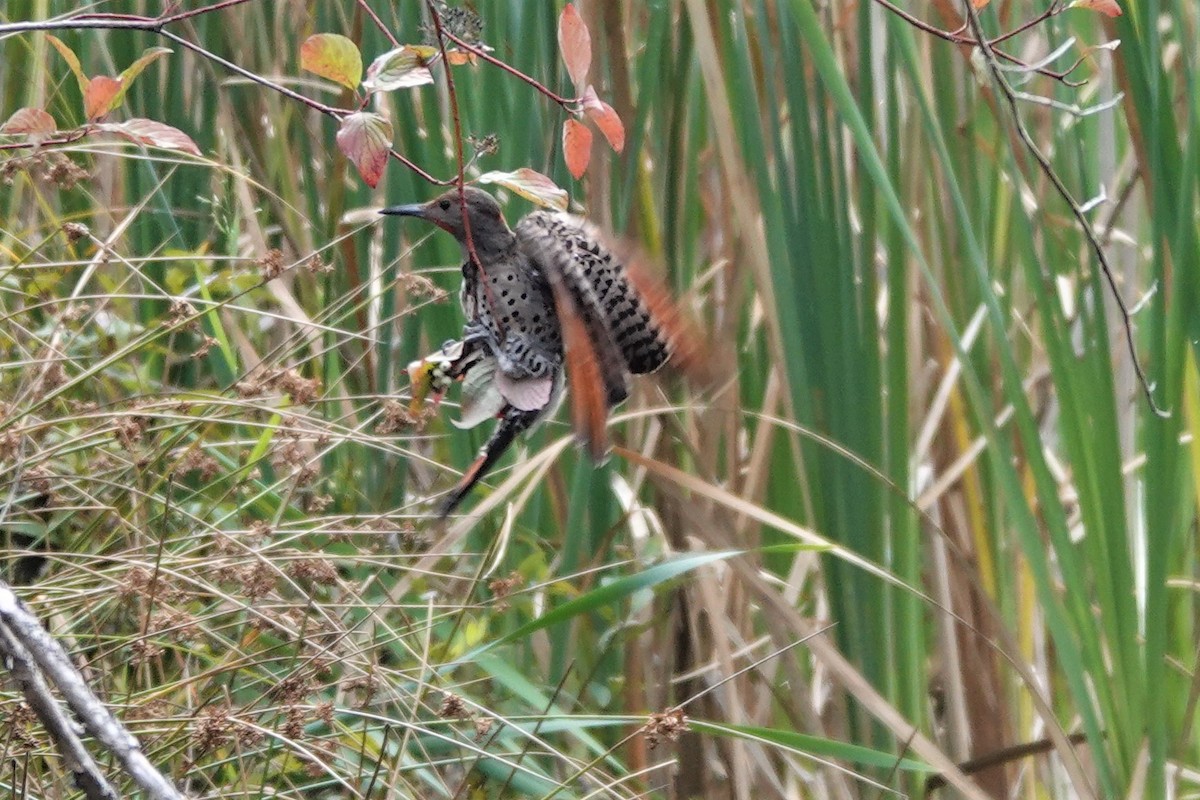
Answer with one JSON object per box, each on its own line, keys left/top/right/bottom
{"left": 439, "top": 29, "right": 578, "bottom": 108}
{"left": 355, "top": 0, "right": 399, "bottom": 48}
{"left": 424, "top": 0, "right": 503, "bottom": 332}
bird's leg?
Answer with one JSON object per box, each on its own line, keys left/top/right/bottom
{"left": 437, "top": 406, "right": 540, "bottom": 517}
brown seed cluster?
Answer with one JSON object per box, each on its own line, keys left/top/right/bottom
{"left": 438, "top": 691, "right": 468, "bottom": 720}
{"left": 62, "top": 221, "right": 90, "bottom": 243}
{"left": 271, "top": 673, "right": 316, "bottom": 740}
{"left": 643, "top": 708, "right": 689, "bottom": 749}
{"left": 488, "top": 570, "right": 525, "bottom": 611}
{"left": 342, "top": 673, "right": 379, "bottom": 707}
{"left": 275, "top": 369, "right": 321, "bottom": 405}
{"left": 175, "top": 446, "right": 220, "bottom": 482}
{"left": 239, "top": 560, "right": 277, "bottom": 600}
{"left": 193, "top": 704, "right": 234, "bottom": 752}
{"left": 375, "top": 398, "right": 418, "bottom": 434}
{"left": 286, "top": 556, "right": 339, "bottom": 586}
{"left": 1, "top": 151, "right": 88, "bottom": 189}
{"left": 257, "top": 248, "right": 285, "bottom": 281}
{"left": 397, "top": 272, "right": 446, "bottom": 301}
{"left": 305, "top": 254, "right": 333, "bottom": 274}
{"left": 149, "top": 608, "right": 199, "bottom": 643}
{"left": 2, "top": 702, "right": 39, "bottom": 751}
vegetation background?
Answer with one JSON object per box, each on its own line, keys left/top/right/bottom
{"left": 1, "top": 0, "right": 1197, "bottom": 798}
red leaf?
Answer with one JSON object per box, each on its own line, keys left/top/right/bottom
{"left": 582, "top": 86, "right": 625, "bottom": 153}
{"left": 1, "top": 107, "right": 57, "bottom": 136}
{"left": 562, "top": 118, "right": 592, "bottom": 179}
{"left": 99, "top": 118, "right": 202, "bottom": 156}
{"left": 336, "top": 111, "right": 392, "bottom": 188}
{"left": 557, "top": 4, "right": 591, "bottom": 91}
{"left": 1068, "top": 0, "right": 1122, "bottom": 15}
{"left": 84, "top": 76, "right": 122, "bottom": 120}
{"left": 477, "top": 168, "right": 569, "bottom": 211}
{"left": 301, "top": 33, "right": 363, "bottom": 91}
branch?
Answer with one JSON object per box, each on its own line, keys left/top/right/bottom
{"left": 439, "top": 29, "right": 578, "bottom": 108}
{"left": 0, "top": 581, "right": 184, "bottom": 800}
{"left": 0, "top": 619, "right": 117, "bottom": 800}
{"left": 959, "top": 0, "right": 1167, "bottom": 415}
{"left": 424, "top": 0, "right": 502, "bottom": 326}
{"left": 871, "top": 0, "right": 1086, "bottom": 86}
{"left": 0, "top": 6, "right": 447, "bottom": 184}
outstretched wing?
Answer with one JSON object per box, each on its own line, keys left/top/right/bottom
{"left": 517, "top": 212, "right": 674, "bottom": 376}
{"left": 517, "top": 212, "right": 630, "bottom": 458}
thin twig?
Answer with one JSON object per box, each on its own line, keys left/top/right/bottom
{"left": 424, "top": 0, "right": 502, "bottom": 328}
{"left": 870, "top": 0, "right": 1085, "bottom": 86}
{"left": 439, "top": 29, "right": 578, "bottom": 107}
{"left": 0, "top": 6, "right": 447, "bottom": 184}
{"left": 355, "top": 0, "right": 399, "bottom": 48}
{"left": 959, "top": 0, "right": 1167, "bottom": 415}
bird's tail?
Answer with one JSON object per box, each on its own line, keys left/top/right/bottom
{"left": 437, "top": 406, "right": 541, "bottom": 517}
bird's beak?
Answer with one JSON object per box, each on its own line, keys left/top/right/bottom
{"left": 379, "top": 203, "right": 427, "bottom": 218}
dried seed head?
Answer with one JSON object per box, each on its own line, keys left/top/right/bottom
{"left": 643, "top": 708, "right": 689, "bottom": 749}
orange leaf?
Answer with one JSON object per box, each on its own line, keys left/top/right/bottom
{"left": 582, "top": 86, "right": 625, "bottom": 153}
{"left": 300, "top": 33, "right": 363, "bottom": 91}
{"left": 84, "top": 76, "right": 122, "bottom": 120}
{"left": 562, "top": 118, "right": 592, "bottom": 179}
{"left": 1, "top": 107, "right": 57, "bottom": 136}
{"left": 1069, "top": 0, "right": 1121, "bottom": 15}
{"left": 557, "top": 4, "right": 590, "bottom": 91}
{"left": 98, "top": 118, "right": 202, "bottom": 156}
{"left": 336, "top": 111, "right": 392, "bottom": 188}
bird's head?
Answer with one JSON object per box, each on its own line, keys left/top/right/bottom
{"left": 380, "top": 186, "right": 512, "bottom": 250}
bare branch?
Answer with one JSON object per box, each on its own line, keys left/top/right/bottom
{"left": 0, "top": 581, "right": 184, "bottom": 800}
{"left": 959, "top": 0, "right": 1167, "bottom": 415}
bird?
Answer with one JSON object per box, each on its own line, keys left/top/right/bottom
{"left": 382, "top": 186, "right": 700, "bottom": 516}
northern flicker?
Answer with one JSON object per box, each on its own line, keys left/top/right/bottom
{"left": 383, "top": 186, "right": 699, "bottom": 516}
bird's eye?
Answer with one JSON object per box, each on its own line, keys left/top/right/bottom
{"left": 439, "top": 199, "right": 451, "bottom": 211}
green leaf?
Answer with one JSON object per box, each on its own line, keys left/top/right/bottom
{"left": 300, "top": 33, "right": 363, "bottom": 91}
{"left": 475, "top": 551, "right": 740, "bottom": 656}
{"left": 692, "top": 720, "right": 931, "bottom": 772}
{"left": 362, "top": 45, "right": 436, "bottom": 92}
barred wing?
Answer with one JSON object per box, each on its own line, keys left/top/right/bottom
{"left": 516, "top": 212, "right": 673, "bottom": 376}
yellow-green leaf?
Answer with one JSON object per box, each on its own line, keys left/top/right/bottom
{"left": 46, "top": 35, "right": 88, "bottom": 95}
{"left": 300, "top": 33, "right": 363, "bottom": 91}
{"left": 110, "top": 47, "right": 172, "bottom": 111}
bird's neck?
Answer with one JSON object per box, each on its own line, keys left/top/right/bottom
{"left": 457, "top": 228, "right": 518, "bottom": 264}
